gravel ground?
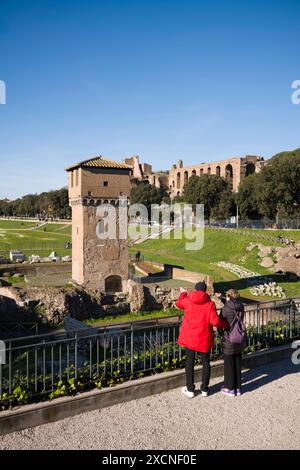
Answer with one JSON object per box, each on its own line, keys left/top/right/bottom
{"left": 0, "top": 359, "right": 299, "bottom": 450}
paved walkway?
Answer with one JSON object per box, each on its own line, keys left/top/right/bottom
{"left": 0, "top": 359, "right": 299, "bottom": 450}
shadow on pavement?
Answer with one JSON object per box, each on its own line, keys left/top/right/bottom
{"left": 240, "top": 358, "right": 300, "bottom": 394}
{"left": 199, "top": 358, "right": 300, "bottom": 396}
{"left": 195, "top": 356, "right": 300, "bottom": 396}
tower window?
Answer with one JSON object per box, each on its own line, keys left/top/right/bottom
{"left": 103, "top": 181, "right": 108, "bottom": 187}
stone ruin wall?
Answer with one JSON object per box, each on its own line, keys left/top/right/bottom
{"left": 123, "top": 154, "right": 264, "bottom": 196}
{"left": 169, "top": 155, "right": 264, "bottom": 196}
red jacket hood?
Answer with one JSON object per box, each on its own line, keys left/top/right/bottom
{"left": 187, "top": 291, "right": 211, "bottom": 304}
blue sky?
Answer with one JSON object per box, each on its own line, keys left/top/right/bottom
{"left": 0, "top": 0, "right": 300, "bottom": 199}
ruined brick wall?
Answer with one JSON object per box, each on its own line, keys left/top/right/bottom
{"left": 172, "top": 268, "right": 214, "bottom": 294}
{"left": 124, "top": 156, "right": 143, "bottom": 179}
{"left": 168, "top": 155, "right": 264, "bottom": 196}
{"left": 124, "top": 155, "right": 169, "bottom": 191}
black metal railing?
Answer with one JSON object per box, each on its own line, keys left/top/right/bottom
{"left": 0, "top": 322, "right": 39, "bottom": 338}
{"left": 0, "top": 297, "right": 299, "bottom": 398}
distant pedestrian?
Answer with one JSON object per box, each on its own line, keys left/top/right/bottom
{"left": 176, "top": 282, "right": 229, "bottom": 398}
{"left": 135, "top": 251, "right": 141, "bottom": 262}
{"left": 216, "top": 289, "right": 246, "bottom": 397}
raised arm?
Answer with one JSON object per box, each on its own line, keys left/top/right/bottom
{"left": 209, "top": 302, "right": 229, "bottom": 329}
{"left": 176, "top": 291, "right": 188, "bottom": 310}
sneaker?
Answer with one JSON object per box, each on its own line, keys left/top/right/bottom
{"left": 181, "top": 386, "right": 195, "bottom": 398}
{"left": 235, "top": 389, "right": 242, "bottom": 396}
{"left": 201, "top": 390, "right": 208, "bottom": 397}
{"left": 221, "top": 387, "right": 235, "bottom": 397}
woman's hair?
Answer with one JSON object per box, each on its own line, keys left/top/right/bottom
{"left": 226, "top": 289, "right": 240, "bottom": 300}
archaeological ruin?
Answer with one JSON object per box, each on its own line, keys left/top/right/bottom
{"left": 124, "top": 154, "right": 265, "bottom": 195}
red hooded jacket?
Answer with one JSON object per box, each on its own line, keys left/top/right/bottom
{"left": 177, "top": 291, "right": 229, "bottom": 353}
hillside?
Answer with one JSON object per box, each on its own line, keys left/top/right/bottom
{"left": 129, "top": 227, "right": 300, "bottom": 299}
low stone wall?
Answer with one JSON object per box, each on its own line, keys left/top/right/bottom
{"left": 172, "top": 268, "right": 214, "bottom": 293}
{"left": 0, "top": 262, "right": 72, "bottom": 277}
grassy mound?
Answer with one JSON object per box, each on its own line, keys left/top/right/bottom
{"left": 129, "top": 227, "right": 300, "bottom": 300}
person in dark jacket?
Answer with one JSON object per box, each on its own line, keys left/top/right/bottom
{"left": 176, "top": 282, "right": 228, "bottom": 398}
{"left": 217, "top": 289, "right": 245, "bottom": 397}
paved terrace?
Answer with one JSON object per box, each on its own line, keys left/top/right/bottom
{"left": 0, "top": 359, "right": 299, "bottom": 450}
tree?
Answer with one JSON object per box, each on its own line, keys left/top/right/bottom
{"left": 236, "top": 148, "right": 300, "bottom": 221}
{"left": 256, "top": 149, "right": 300, "bottom": 219}
{"left": 236, "top": 173, "right": 262, "bottom": 220}
{"left": 0, "top": 187, "right": 71, "bottom": 218}
{"left": 183, "top": 174, "right": 229, "bottom": 221}
{"left": 212, "top": 190, "right": 236, "bottom": 220}
{"left": 130, "top": 180, "right": 166, "bottom": 219}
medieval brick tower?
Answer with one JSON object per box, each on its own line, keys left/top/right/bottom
{"left": 65, "top": 156, "right": 132, "bottom": 292}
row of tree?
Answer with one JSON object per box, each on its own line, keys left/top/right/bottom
{"left": 0, "top": 188, "right": 71, "bottom": 219}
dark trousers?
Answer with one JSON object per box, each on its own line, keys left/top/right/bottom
{"left": 224, "top": 353, "right": 242, "bottom": 390}
{"left": 185, "top": 348, "right": 211, "bottom": 392}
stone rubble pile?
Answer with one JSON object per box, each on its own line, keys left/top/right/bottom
{"left": 246, "top": 241, "right": 300, "bottom": 278}
{"left": 216, "top": 261, "right": 286, "bottom": 298}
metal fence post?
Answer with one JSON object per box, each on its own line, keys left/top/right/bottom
{"left": 130, "top": 323, "right": 134, "bottom": 374}
{"left": 75, "top": 333, "right": 78, "bottom": 380}
{"left": 42, "top": 339, "right": 46, "bottom": 391}
{"left": 257, "top": 304, "right": 260, "bottom": 343}
{"left": 8, "top": 341, "right": 12, "bottom": 394}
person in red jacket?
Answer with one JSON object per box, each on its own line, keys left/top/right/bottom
{"left": 176, "top": 282, "right": 228, "bottom": 398}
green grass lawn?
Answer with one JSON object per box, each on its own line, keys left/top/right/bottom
{"left": 84, "top": 307, "right": 182, "bottom": 327}
{"left": 129, "top": 227, "right": 300, "bottom": 300}
{"left": 0, "top": 220, "right": 38, "bottom": 229}
{"left": 223, "top": 227, "right": 300, "bottom": 242}
{"left": 0, "top": 222, "right": 72, "bottom": 259}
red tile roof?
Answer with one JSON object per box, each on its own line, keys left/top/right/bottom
{"left": 65, "top": 156, "right": 131, "bottom": 171}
